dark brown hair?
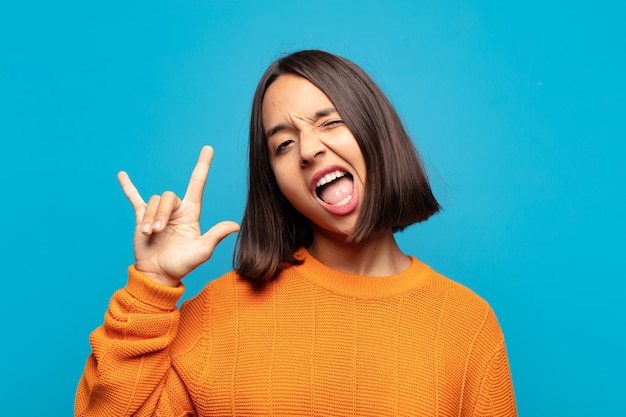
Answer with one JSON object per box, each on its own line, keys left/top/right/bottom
{"left": 235, "top": 50, "right": 440, "bottom": 282}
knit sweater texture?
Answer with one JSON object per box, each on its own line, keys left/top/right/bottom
{"left": 76, "top": 248, "right": 516, "bottom": 416}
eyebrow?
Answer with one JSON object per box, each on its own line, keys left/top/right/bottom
{"left": 265, "top": 107, "right": 339, "bottom": 139}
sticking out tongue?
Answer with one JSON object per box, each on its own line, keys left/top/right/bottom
{"left": 318, "top": 176, "right": 354, "bottom": 205}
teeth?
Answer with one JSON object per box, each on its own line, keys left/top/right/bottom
{"left": 316, "top": 170, "right": 346, "bottom": 188}
{"left": 334, "top": 193, "right": 353, "bottom": 206}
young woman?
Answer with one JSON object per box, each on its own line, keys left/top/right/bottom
{"left": 75, "top": 50, "right": 516, "bottom": 416}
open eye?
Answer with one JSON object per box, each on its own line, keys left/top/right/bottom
{"left": 275, "top": 139, "right": 294, "bottom": 155}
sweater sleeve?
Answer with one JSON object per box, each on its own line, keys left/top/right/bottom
{"left": 472, "top": 338, "right": 517, "bottom": 417}
{"left": 75, "top": 266, "right": 196, "bottom": 417}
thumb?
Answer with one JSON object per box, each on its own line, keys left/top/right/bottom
{"left": 199, "top": 221, "right": 241, "bottom": 258}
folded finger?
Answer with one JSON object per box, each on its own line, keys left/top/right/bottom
{"left": 141, "top": 195, "right": 161, "bottom": 235}
{"left": 151, "top": 191, "right": 181, "bottom": 233}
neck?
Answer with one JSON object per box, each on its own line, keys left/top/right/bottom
{"left": 307, "top": 228, "right": 410, "bottom": 277}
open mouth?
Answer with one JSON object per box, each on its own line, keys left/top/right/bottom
{"left": 315, "top": 170, "right": 354, "bottom": 206}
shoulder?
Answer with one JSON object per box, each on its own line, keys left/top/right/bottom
{"left": 171, "top": 270, "right": 245, "bottom": 355}
{"left": 179, "top": 269, "right": 275, "bottom": 321}
{"left": 180, "top": 270, "right": 244, "bottom": 311}
{"left": 416, "top": 261, "right": 504, "bottom": 343}
{"left": 418, "top": 261, "right": 490, "bottom": 312}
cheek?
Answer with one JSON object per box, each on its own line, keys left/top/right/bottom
{"left": 271, "top": 165, "right": 298, "bottom": 198}
{"left": 270, "top": 156, "right": 302, "bottom": 190}
{"left": 276, "top": 176, "right": 302, "bottom": 203}
{"left": 272, "top": 170, "right": 313, "bottom": 215}
{"left": 335, "top": 136, "right": 367, "bottom": 185}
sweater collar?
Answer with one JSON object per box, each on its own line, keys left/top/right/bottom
{"left": 291, "top": 247, "right": 432, "bottom": 299}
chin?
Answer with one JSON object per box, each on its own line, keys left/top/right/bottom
{"left": 312, "top": 223, "right": 357, "bottom": 242}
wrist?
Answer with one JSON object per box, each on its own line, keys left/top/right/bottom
{"left": 127, "top": 265, "right": 185, "bottom": 309}
{"left": 135, "top": 266, "right": 180, "bottom": 287}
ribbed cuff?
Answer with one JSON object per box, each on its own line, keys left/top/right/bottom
{"left": 126, "top": 265, "right": 185, "bottom": 311}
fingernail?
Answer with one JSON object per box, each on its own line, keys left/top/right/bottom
{"left": 141, "top": 223, "right": 151, "bottom": 234}
{"left": 154, "top": 220, "right": 162, "bottom": 230}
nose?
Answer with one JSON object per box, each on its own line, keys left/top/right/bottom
{"left": 299, "top": 131, "right": 326, "bottom": 167}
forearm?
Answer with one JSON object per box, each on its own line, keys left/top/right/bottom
{"left": 75, "top": 266, "right": 186, "bottom": 416}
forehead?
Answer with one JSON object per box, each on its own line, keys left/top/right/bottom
{"left": 262, "top": 74, "right": 333, "bottom": 127}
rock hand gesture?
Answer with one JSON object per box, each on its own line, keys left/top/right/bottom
{"left": 118, "top": 146, "right": 240, "bottom": 287}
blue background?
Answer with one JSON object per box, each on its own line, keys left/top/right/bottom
{"left": 1, "top": 1, "right": 624, "bottom": 415}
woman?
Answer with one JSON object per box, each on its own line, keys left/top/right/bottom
{"left": 75, "top": 50, "right": 516, "bottom": 416}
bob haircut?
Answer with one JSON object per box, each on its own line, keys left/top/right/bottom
{"left": 235, "top": 50, "right": 440, "bottom": 282}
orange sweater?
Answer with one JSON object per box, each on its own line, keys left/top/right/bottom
{"left": 76, "top": 249, "right": 516, "bottom": 416}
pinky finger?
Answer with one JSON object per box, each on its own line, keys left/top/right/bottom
{"left": 118, "top": 171, "right": 146, "bottom": 215}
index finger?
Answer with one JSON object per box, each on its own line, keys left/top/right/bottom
{"left": 183, "top": 145, "right": 214, "bottom": 205}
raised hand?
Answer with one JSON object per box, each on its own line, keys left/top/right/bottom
{"left": 118, "top": 146, "right": 240, "bottom": 286}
